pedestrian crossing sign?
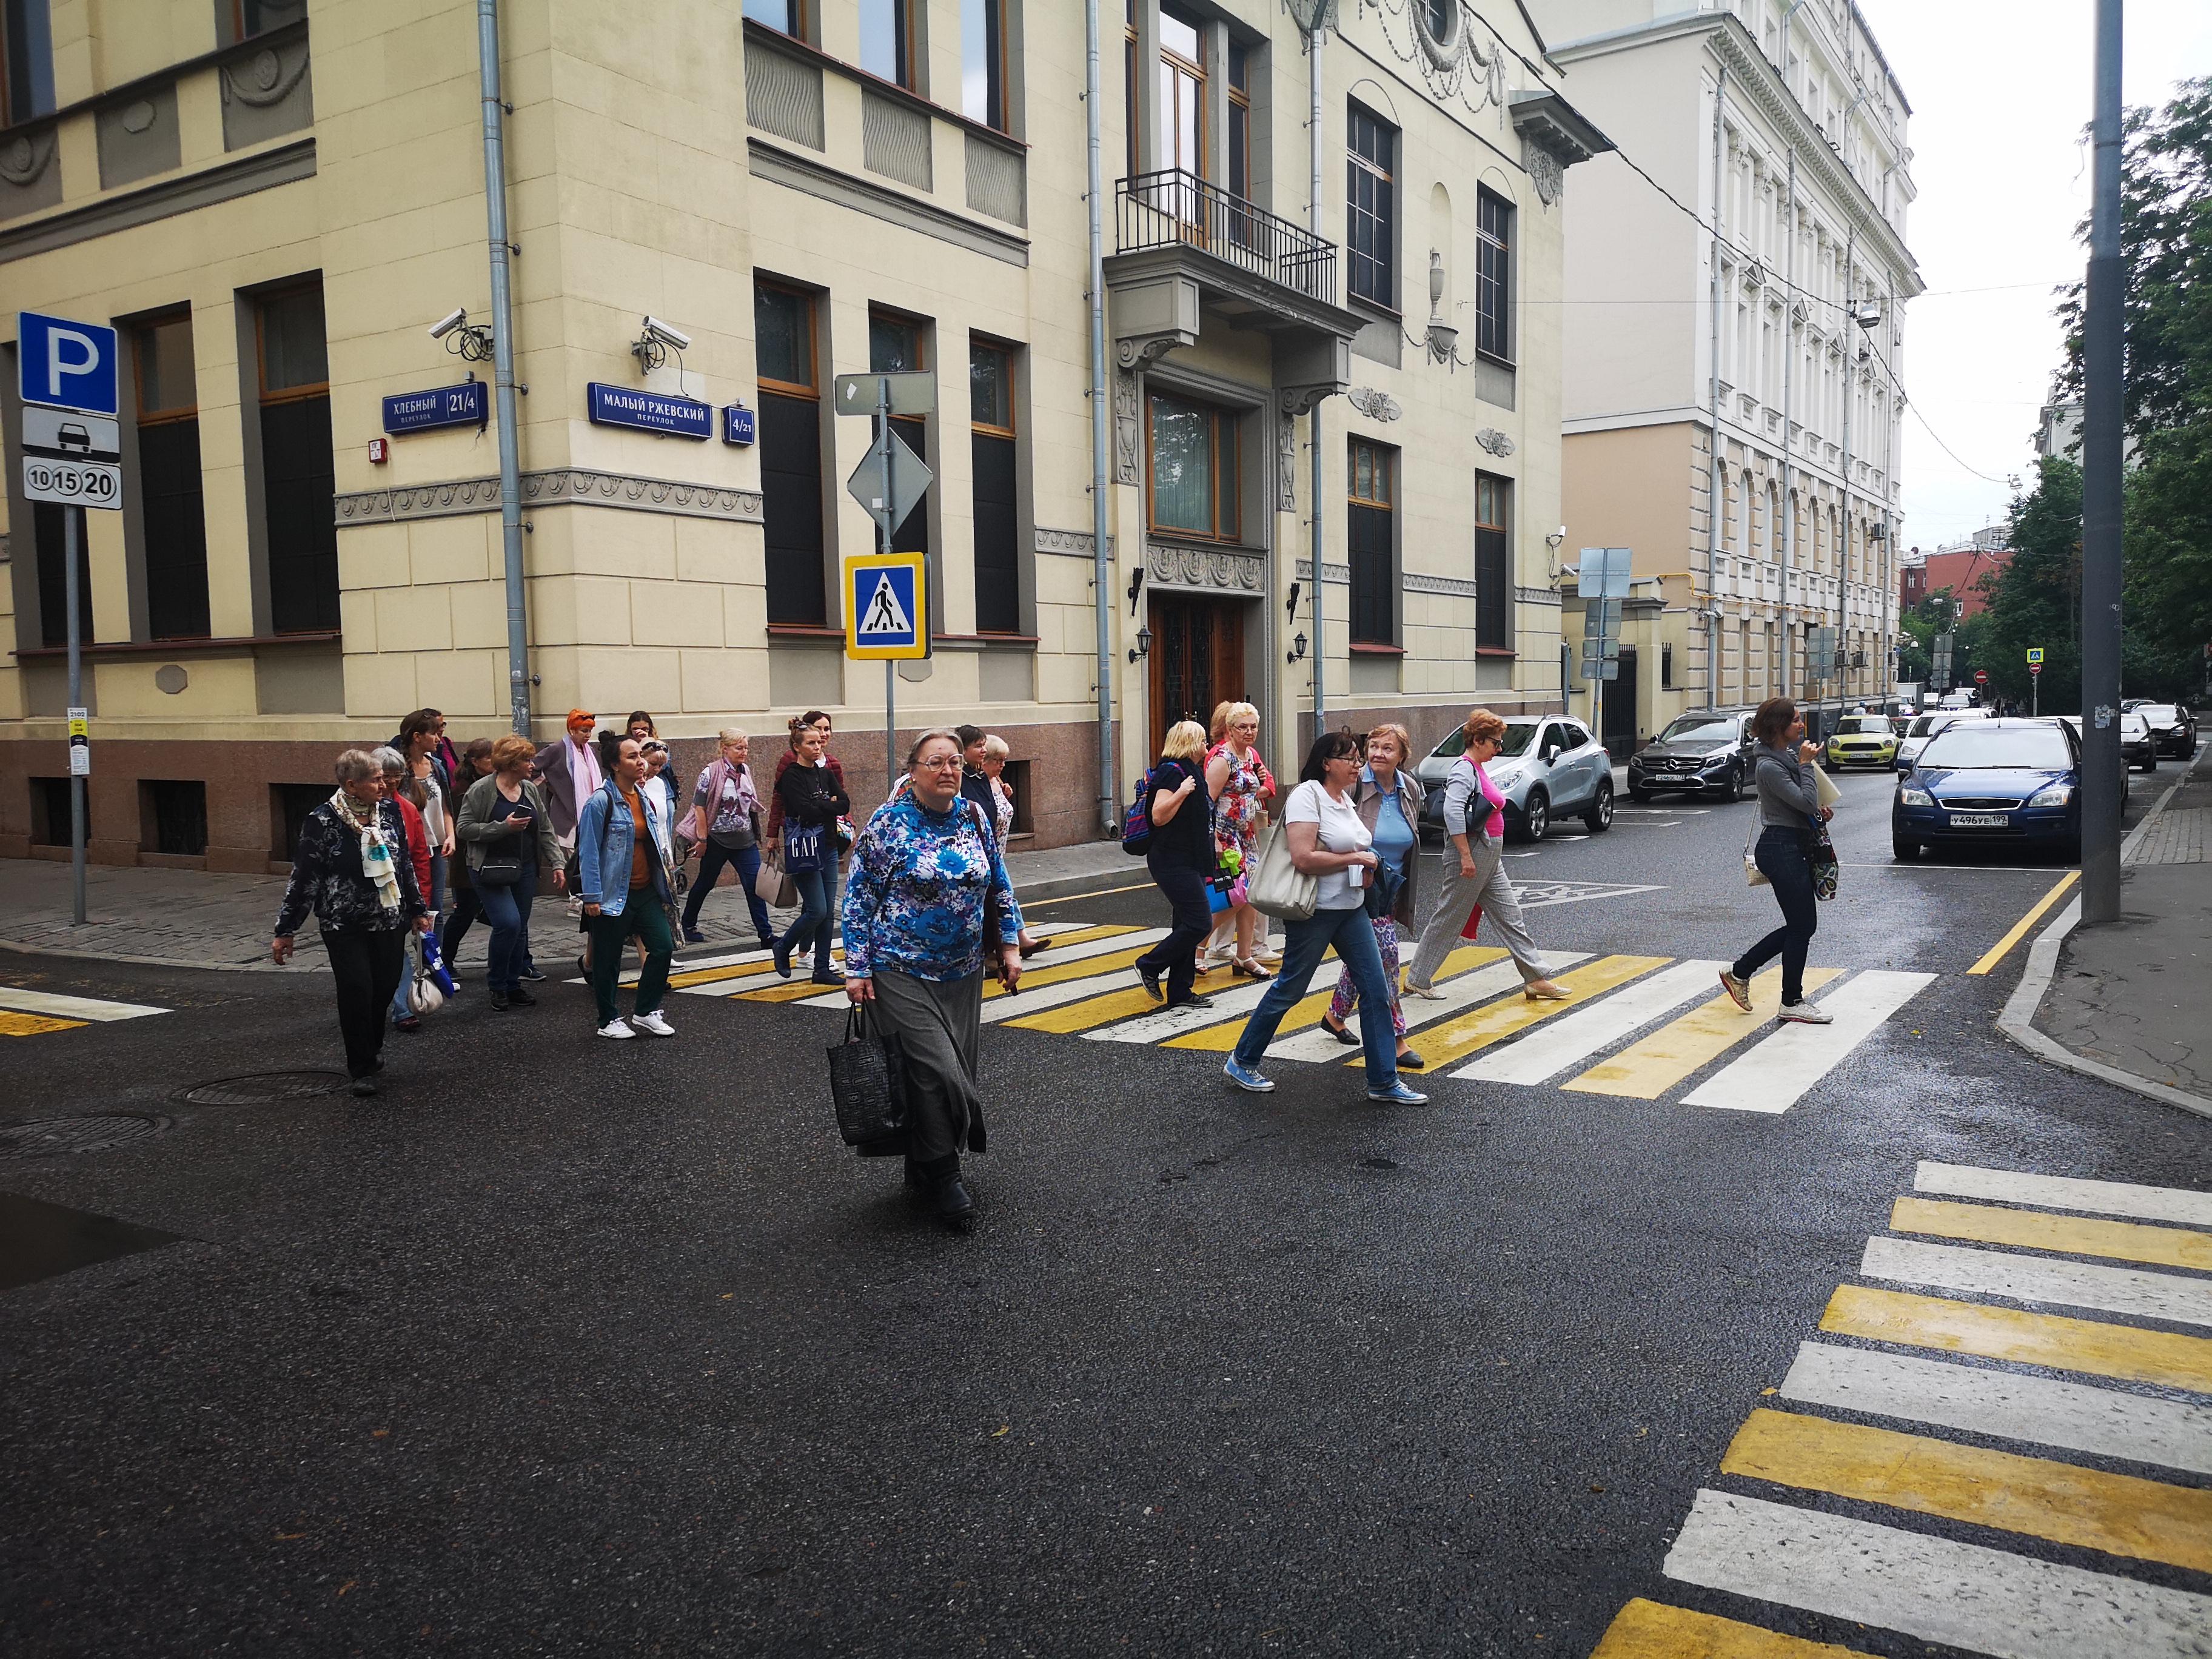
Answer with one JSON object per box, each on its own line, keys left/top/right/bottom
{"left": 843, "top": 553, "right": 928, "bottom": 659}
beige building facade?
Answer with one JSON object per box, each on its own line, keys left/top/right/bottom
{"left": 1535, "top": 0, "right": 1919, "bottom": 751}
{"left": 1, "top": 0, "right": 1603, "bottom": 871}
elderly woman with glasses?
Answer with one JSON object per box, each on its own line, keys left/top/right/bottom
{"left": 272, "top": 748, "right": 432, "bottom": 1096}
{"left": 842, "top": 728, "right": 1024, "bottom": 1226}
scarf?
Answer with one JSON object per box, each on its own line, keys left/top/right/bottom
{"left": 330, "top": 788, "right": 402, "bottom": 916}
{"left": 705, "top": 757, "right": 758, "bottom": 827}
{"left": 561, "top": 736, "right": 603, "bottom": 849}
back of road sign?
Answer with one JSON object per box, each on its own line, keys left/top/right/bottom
{"left": 845, "top": 554, "right": 928, "bottom": 660}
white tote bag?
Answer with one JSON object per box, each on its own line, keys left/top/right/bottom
{"left": 1743, "top": 811, "right": 1769, "bottom": 888}
{"left": 1245, "top": 818, "right": 1319, "bottom": 922}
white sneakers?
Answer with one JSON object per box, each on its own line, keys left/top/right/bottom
{"left": 1778, "top": 1000, "right": 1834, "bottom": 1025}
{"left": 598, "top": 1011, "right": 676, "bottom": 1039}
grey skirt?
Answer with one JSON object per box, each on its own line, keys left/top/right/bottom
{"left": 865, "top": 968, "right": 987, "bottom": 1161}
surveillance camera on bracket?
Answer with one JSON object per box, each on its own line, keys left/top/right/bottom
{"left": 429, "top": 307, "right": 469, "bottom": 340}
{"left": 641, "top": 316, "right": 692, "bottom": 351}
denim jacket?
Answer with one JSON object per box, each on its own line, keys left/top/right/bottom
{"left": 576, "top": 778, "right": 672, "bottom": 918}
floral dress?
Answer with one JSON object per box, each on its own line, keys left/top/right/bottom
{"left": 1208, "top": 742, "right": 1275, "bottom": 879}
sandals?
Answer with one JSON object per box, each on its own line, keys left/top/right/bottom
{"left": 1232, "top": 956, "right": 1273, "bottom": 979}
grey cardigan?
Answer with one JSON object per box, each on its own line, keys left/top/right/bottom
{"left": 1753, "top": 745, "right": 1822, "bottom": 828}
{"left": 455, "top": 774, "right": 565, "bottom": 873}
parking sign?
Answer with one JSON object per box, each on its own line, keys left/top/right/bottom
{"left": 18, "top": 310, "right": 119, "bottom": 417}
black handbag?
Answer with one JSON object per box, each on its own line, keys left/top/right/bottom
{"left": 827, "top": 1005, "right": 908, "bottom": 1147}
{"left": 474, "top": 850, "right": 525, "bottom": 888}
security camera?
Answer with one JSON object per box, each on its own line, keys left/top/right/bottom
{"left": 429, "top": 307, "right": 470, "bottom": 341}
{"left": 641, "top": 315, "right": 692, "bottom": 352}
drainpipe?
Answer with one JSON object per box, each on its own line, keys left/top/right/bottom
{"left": 1780, "top": 144, "right": 1797, "bottom": 702}
{"left": 1839, "top": 221, "right": 1855, "bottom": 706}
{"left": 478, "top": 0, "right": 529, "bottom": 737}
{"left": 1706, "top": 64, "right": 1727, "bottom": 712}
{"left": 1309, "top": 26, "right": 1326, "bottom": 736}
{"left": 1085, "top": 0, "right": 1116, "bottom": 833}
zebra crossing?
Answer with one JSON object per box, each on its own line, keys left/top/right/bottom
{"left": 1592, "top": 1160, "right": 2212, "bottom": 1659}
{"left": 632, "top": 919, "right": 1935, "bottom": 1111}
{"left": 0, "top": 985, "right": 169, "bottom": 1037}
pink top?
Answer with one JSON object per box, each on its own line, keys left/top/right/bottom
{"left": 1476, "top": 762, "right": 1506, "bottom": 840}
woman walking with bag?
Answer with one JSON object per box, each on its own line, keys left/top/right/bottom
{"left": 1223, "top": 732, "right": 1427, "bottom": 1105}
{"left": 1721, "top": 698, "right": 1836, "bottom": 1025}
{"left": 842, "top": 729, "right": 1024, "bottom": 1225}
{"left": 1403, "top": 710, "right": 1570, "bottom": 1004}
{"left": 270, "top": 749, "right": 431, "bottom": 1097}
{"left": 1130, "top": 720, "right": 1220, "bottom": 1010}
{"left": 440, "top": 739, "right": 496, "bottom": 968}
{"left": 680, "top": 729, "right": 777, "bottom": 948}
{"left": 455, "top": 735, "right": 565, "bottom": 1011}
{"left": 773, "top": 719, "right": 850, "bottom": 984}
{"left": 1318, "top": 725, "right": 1427, "bottom": 1069}
{"left": 577, "top": 734, "right": 679, "bottom": 1039}
{"left": 1204, "top": 702, "right": 1278, "bottom": 974}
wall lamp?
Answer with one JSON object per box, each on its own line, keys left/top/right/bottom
{"left": 429, "top": 307, "right": 494, "bottom": 363}
{"left": 1128, "top": 624, "right": 1153, "bottom": 664}
{"left": 1287, "top": 631, "right": 1309, "bottom": 665}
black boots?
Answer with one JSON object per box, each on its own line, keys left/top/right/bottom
{"left": 906, "top": 1153, "right": 974, "bottom": 1225}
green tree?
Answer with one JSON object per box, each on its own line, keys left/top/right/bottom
{"left": 1981, "top": 460, "right": 2082, "bottom": 712}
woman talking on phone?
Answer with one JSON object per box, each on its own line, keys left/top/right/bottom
{"left": 1720, "top": 698, "right": 1836, "bottom": 1025}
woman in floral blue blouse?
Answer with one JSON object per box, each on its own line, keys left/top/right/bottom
{"left": 842, "top": 728, "right": 1024, "bottom": 1225}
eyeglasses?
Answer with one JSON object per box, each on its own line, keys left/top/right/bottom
{"left": 914, "top": 757, "right": 964, "bottom": 771}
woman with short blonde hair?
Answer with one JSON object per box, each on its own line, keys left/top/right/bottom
{"left": 1204, "top": 700, "right": 1278, "bottom": 976}
{"left": 680, "top": 727, "right": 774, "bottom": 947}
{"left": 1131, "top": 720, "right": 1220, "bottom": 1008}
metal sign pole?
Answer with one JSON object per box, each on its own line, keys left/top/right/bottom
{"left": 877, "top": 377, "right": 897, "bottom": 794}
{"left": 65, "top": 504, "right": 85, "bottom": 926}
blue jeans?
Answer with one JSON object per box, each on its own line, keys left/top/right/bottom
{"left": 478, "top": 861, "right": 538, "bottom": 994}
{"left": 1737, "top": 826, "right": 1818, "bottom": 1005}
{"left": 1232, "top": 903, "right": 1399, "bottom": 1090}
{"left": 391, "top": 850, "right": 447, "bottom": 1022}
{"left": 683, "top": 839, "right": 776, "bottom": 943}
{"left": 783, "top": 863, "right": 835, "bottom": 974}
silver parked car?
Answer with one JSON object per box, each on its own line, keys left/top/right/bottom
{"left": 1895, "top": 707, "right": 1992, "bottom": 771}
{"left": 1416, "top": 714, "right": 1614, "bottom": 843}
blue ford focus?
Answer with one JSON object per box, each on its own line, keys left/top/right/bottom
{"left": 1892, "top": 717, "right": 2082, "bottom": 862}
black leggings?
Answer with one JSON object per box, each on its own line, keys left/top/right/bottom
{"left": 1136, "top": 859, "right": 1213, "bottom": 1002}
{"left": 1735, "top": 827, "right": 1818, "bottom": 1005}
{"left": 324, "top": 928, "right": 406, "bottom": 1079}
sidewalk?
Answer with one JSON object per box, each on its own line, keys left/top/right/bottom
{"left": 2002, "top": 742, "right": 2212, "bottom": 1116}
{"left": 0, "top": 836, "right": 1131, "bottom": 975}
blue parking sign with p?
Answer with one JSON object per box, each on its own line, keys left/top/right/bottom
{"left": 18, "top": 311, "right": 119, "bottom": 417}
{"left": 843, "top": 553, "right": 928, "bottom": 660}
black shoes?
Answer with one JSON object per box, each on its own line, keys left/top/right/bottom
{"left": 1322, "top": 1014, "right": 1361, "bottom": 1046}
{"left": 519, "top": 963, "right": 546, "bottom": 982}
{"left": 1138, "top": 964, "right": 1163, "bottom": 1002}
{"left": 505, "top": 987, "right": 535, "bottom": 1007}
{"left": 489, "top": 990, "right": 509, "bottom": 1011}
{"left": 350, "top": 1076, "right": 380, "bottom": 1098}
{"left": 772, "top": 944, "right": 794, "bottom": 979}
{"left": 907, "top": 1155, "right": 974, "bottom": 1226}
{"left": 936, "top": 1178, "right": 976, "bottom": 1224}
{"left": 809, "top": 973, "right": 844, "bottom": 987}
{"left": 1166, "top": 992, "right": 1215, "bottom": 1010}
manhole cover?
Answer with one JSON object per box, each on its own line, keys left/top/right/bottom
{"left": 0, "top": 1114, "right": 173, "bottom": 1159}
{"left": 179, "top": 1071, "right": 346, "bottom": 1107}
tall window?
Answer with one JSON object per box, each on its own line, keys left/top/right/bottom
{"left": 229, "top": 0, "right": 301, "bottom": 42}
{"left": 257, "top": 285, "right": 337, "bottom": 635}
{"left": 1476, "top": 188, "right": 1512, "bottom": 359}
{"left": 1347, "top": 102, "right": 1396, "bottom": 308}
{"left": 32, "top": 502, "right": 85, "bottom": 648}
{"left": 756, "top": 280, "right": 825, "bottom": 626}
{"left": 134, "top": 312, "right": 210, "bottom": 640}
{"left": 860, "top": 0, "right": 914, "bottom": 89}
{"left": 2, "top": 0, "right": 54, "bottom": 125}
{"left": 1227, "top": 42, "right": 1251, "bottom": 200}
{"left": 1148, "top": 392, "right": 1238, "bottom": 542}
{"left": 962, "top": 0, "right": 1006, "bottom": 132}
{"left": 1475, "top": 472, "right": 1512, "bottom": 651}
{"left": 1158, "top": 4, "right": 1204, "bottom": 177}
{"left": 970, "top": 339, "right": 1021, "bottom": 635}
{"left": 1347, "top": 439, "right": 1394, "bottom": 645}
{"left": 1124, "top": 0, "right": 1139, "bottom": 178}
{"left": 870, "top": 310, "right": 930, "bottom": 557}
{"left": 744, "top": 0, "right": 805, "bottom": 35}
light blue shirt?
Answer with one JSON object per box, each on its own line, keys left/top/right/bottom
{"left": 1365, "top": 766, "right": 1417, "bottom": 868}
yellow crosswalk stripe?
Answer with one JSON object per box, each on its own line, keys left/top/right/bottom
{"left": 982, "top": 936, "right": 1157, "bottom": 998}
{"left": 1005, "top": 963, "right": 1242, "bottom": 1034}
{"left": 1889, "top": 1195, "right": 2212, "bottom": 1273}
{"left": 0, "top": 1010, "right": 89, "bottom": 1036}
{"left": 1168, "top": 943, "right": 1502, "bottom": 1053}
{"left": 1370, "top": 954, "right": 1666, "bottom": 1071}
{"left": 1720, "top": 1407, "right": 2212, "bottom": 1574}
{"left": 1818, "top": 1282, "right": 2212, "bottom": 1393}
{"left": 1564, "top": 965, "right": 1845, "bottom": 1098}
{"left": 668, "top": 956, "right": 809, "bottom": 990}
{"left": 1590, "top": 1598, "right": 1876, "bottom": 1658}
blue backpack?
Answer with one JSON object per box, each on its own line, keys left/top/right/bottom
{"left": 1121, "top": 769, "right": 1156, "bottom": 855}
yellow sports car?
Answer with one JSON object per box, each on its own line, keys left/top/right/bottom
{"left": 1825, "top": 713, "right": 1899, "bottom": 770}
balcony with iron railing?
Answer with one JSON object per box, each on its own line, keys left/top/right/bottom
{"left": 1114, "top": 169, "right": 1337, "bottom": 304}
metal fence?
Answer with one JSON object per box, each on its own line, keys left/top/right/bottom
{"left": 1116, "top": 170, "right": 1337, "bottom": 304}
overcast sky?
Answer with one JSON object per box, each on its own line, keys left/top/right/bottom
{"left": 1851, "top": 0, "right": 2212, "bottom": 550}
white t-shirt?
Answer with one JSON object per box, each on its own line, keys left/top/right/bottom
{"left": 1284, "top": 779, "right": 1373, "bottom": 911}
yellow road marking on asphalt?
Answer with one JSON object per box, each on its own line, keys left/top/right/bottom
{"left": 667, "top": 957, "right": 808, "bottom": 990}
{"left": 982, "top": 937, "right": 1156, "bottom": 998}
{"left": 731, "top": 978, "right": 851, "bottom": 1004}
{"left": 1967, "top": 869, "right": 2079, "bottom": 976}
{"left": 0, "top": 1011, "right": 89, "bottom": 1036}
{"left": 1590, "top": 1597, "right": 1876, "bottom": 1658}
{"left": 1017, "top": 880, "right": 1159, "bottom": 908}
{"left": 1564, "top": 967, "right": 1845, "bottom": 1098}
{"left": 1169, "top": 943, "right": 1502, "bottom": 1054}
{"left": 1721, "top": 1407, "right": 2212, "bottom": 1574}
{"left": 1372, "top": 954, "right": 1665, "bottom": 1071}
{"left": 1820, "top": 1284, "right": 2212, "bottom": 1393}
{"left": 1890, "top": 1195, "right": 2212, "bottom": 1272}
{"left": 1004, "top": 965, "right": 1242, "bottom": 1034}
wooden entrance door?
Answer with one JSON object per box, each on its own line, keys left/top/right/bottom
{"left": 1147, "top": 592, "right": 1244, "bottom": 757}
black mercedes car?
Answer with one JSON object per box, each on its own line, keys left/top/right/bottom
{"left": 1626, "top": 712, "right": 1754, "bottom": 802}
{"left": 2134, "top": 703, "right": 2199, "bottom": 759}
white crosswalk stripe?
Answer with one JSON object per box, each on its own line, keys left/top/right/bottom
{"left": 783, "top": 928, "right": 1173, "bottom": 1016}
{"left": 1914, "top": 1160, "right": 2212, "bottom": 1227}
{"left": 1683, "top": 969, "right": 1939, "bottom": 1112}
{"left": 1861, "top": 1233, "right": 2212, "bottom": 1328}
{"left": 0, "top": 985, "right": 169, "bottom": 1022}
{"left": 1468, "top": 959, "right": 1725, "bottom": 1086}
{"left": 1264, "top": 957, "right": 1526, "bottom": 1064}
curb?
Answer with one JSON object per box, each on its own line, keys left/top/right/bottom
{"left": 1994, "top": 746, "right": 2212, "bottom": 1121}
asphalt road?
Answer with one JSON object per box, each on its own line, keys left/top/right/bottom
{"left": 1, "top": 766, "right": 2204, "bottom": 1658}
